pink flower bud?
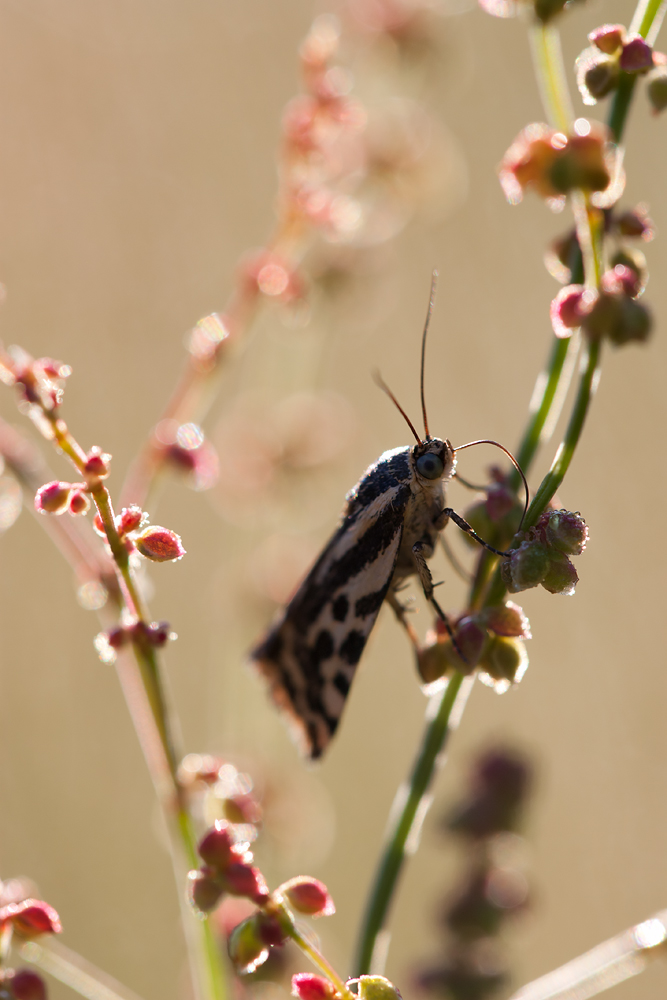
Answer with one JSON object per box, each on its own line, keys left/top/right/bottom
{"left": 134, "top": 526, "right": 185, "bottom": 562}
{"left": 92, "top": 513, "right": 106, "bottom": 536}
{"left": 68, "top": 490, "right": 90, "bottom": 516}
{"left": 107, "top": 627, "right": 129, "bottom": 650}
{"left": 187, "top": 868, "right": 224, "bottom": 914}
{"left": 117, "top": 506, "right": 144, "bottom": 535}
{"left": 9, "top": 971, "right": 47, "bottom": 1000}
{"left": 83, "top": 447, "right": 111, "bottom": 478}
{"left": 223, "top": 863, "right": 269, "bottom": 903}
{"left": 0, "top": 899, "right": 62, "bottom": 937}
{"left": 34, "top": 482, "right": 72, "bottom": 515}
{"left": 588, "top": 24, "right": 626, "bottom": 53}
{"left": 198, "top": 821, "right": 239, "bottom": 870}
{"left": 619, "top": 35, "right": 654, "bottom": 72}
{"left": 292, "top": 975, "right": 338, "bottom": 1000}
{"left": 549, "top": 285, "right": 595, "bottom": 337}
{"left": 601, "top": 264, "right": 641, "bottom": 298}
{"left": 256, "top": 909, "right": 290, "bottom": 946}
{"left": 279, "top": 877, "right": 335, "bottom": 917}
{"left": 228, "top": 917, "right": 269, "bottom": 974}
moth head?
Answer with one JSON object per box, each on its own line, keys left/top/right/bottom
{"left": 413, "top": 437, "right": 456, "bottom": 483}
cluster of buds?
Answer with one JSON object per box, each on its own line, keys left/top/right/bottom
{"left": 94, "top": 619, "right": 173, "bottom": 664}
{"left": 34, "top": 447, "right": 113, "bottom": 518}
{"left": 0, "top": 349, "right": 71, "bottom": 416}
{"left": 550, "top": 264, "right": 651, "bottom": 344}
{"left": 499, "top": 120, "right": 613, "bottom": 208}
{"left": 418, "top": 602, "right": 531, "bottom": 695}
{"left": 461, "top": 469, "right": 525, "bottom": 554}
{"left": 92, "top": 505, "right": 186, "bottom": 563}
{"left": 545, "top": 204, "right": 654, "bottom": 286}
{"left": 416, "top": 749, "right": 532, "bottom": 1000}
{"left": 501, "top": 509, "right": 588, "bottom": 596}
{"left": 576, "top": 24, "right": 667, "bottom": 112}
{"left": 188, "top": 819, "right": 335, "bottom": 974}
{"left": 0, "top": 898, "right": 62, "bottom": 1000}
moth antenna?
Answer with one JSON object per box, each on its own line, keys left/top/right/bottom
{"left": 453, "top": 439, "right": 530, "bottom": 531}
{"left": 420, "top": 269, "right": 438, "bottom": 441}
{"left": 373, "top": 370, "right": 422, "bottom": 445}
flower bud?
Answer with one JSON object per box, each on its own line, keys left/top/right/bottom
{"left": 291, "top": 974, "right": 338, "bottom": 1000}
{"left": 619, "top": 35, "right": 654, "bottom": 72}
{"left": 576, "top": 49, "right": 619, "bottom": 104}
{"left": 541, "top": 552, "right": 579, "bottom": 595}
{"left": 107, "top": 627, "right": 129, "bottom": 650}
{"left": 256, "top": 908, "right": 291, "bottom": 946}
{"left": 357, "top": 975, "right": 402, "bottom": 1000}
{"left": 501, "top": 541, "right": 549, "bottom": 592}
{"left": 482, "top": 602, "right": 531, "bottom": 640}
{"left": 0, "top": 899, "right": 62, "bottom": 937}
{"left": 416, "top": 639, "right": 454, "bottom": 685}
{"left": 447, "top": 750, "right": 531, "bottom": 839}
{"left": 614, "top": 206, "right": 654, "bottom": 240}
{"left": 601, "top": 264, "right": 642, "bottom": 298}
{"left": 68, "top": 490, "right": 90, "bottom": 516}
{"left": 647, "top": 65, "right": 667, "bottom": 112}
{"left": 480, "top": 636, "right": 528, "bottom": 685}
{"left": 583, "top": 291, "right": 652, "bottom": 345}
{"left": 34, "top": 481, "right": 72, "bottom": 515}
{"left": 83, "top": 447, "right": 111, "bottom": 479}
{"left": 228, "top": 916, "right": 269, "bottom": 974}
{"left": 223, "top": 792, "right": 262, "bottom": 826}
{"left": 589, "top": 24, "right": 626, "bottom": 54}
{"left": 279, "top": 877, "right": 335, "bottom": 917}
{"left": 134, "top": 525, "right": 185, "bottom": 562}
{"left": 544, "top": 228, "right": 580, "bottom": 283}
{"left": 453, "top": 618, "right": 488, "bottom": 668}
{"left": 541, "top": 510, "right": 588, "bottom": 555}
{"left": 187, "top": 868, "right": 225, "bottom": 914}
{"left": 117, "top": 506, "right": 144, "bottom": 535}
{"left": 223, "top": 862, "right": 269, "bottom": 903}
{"left": 9, "top": 971, "right": 47, "bottom": 1000}
{"left": 198, "top": 820, "right": 239, "bottom": 870}
{"left": 549, "top": 285, "right": 595, "bottom": 337}
{"left": 610, "top": 247, "right": 648, "bottom": 293}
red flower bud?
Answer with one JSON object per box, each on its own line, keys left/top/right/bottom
{"left": 198, "top": 821, "right": 239, "bottom": 870}
{"left": 134, "top": 525, "right": 185, "bottom": 562}
{"left": 589, "top": 24, "right": 625, "bottom": 53}
{"left": 117, "top": 506, "right": 144, "bottom": 535}
{"left": 601, "top": 264, "right": 642, "bottom": 298}
{"left": 0, "top": 899, "right": 62, "bottom": 937}
{"left": 83, "top": 447, "right": 111, "bottom": 479}
{"left": 550, "top": 285, "right": 596, "bottom": 337}
{"left": 223, "top": 863, "right": 269, "bottom": 903}
{"left": 279, "top": 877, "right": 335, "bottom": 917}
{"left": 292, "top": 975, "right": 338, "bottom": 1000}
{"left": 68, "top": 490, "right": 90, "bottom": 516}
{"left": 619, "top": 35, "right": 654, "bottom": 72}
{"left": 34, "top": 481, "right": 72, "bottom": 515}
{"left": 9, "top": 971, "right": 47, "bottom": 1000}
{"left": 256, "top": 909, "right": 290, "bottom": 946}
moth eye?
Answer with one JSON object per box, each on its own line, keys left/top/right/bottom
{"left": 416, "top": 453, "right": 444, "bottom": 480}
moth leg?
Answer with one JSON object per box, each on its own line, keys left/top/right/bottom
{"left": 412, "top": 540, "right": 468, "bottom": 663}
{"left": 387, "top": 590, "right": 421, "bottom": 653}
{"left": 442, "top": 508, "right": 511, "bottom": 557}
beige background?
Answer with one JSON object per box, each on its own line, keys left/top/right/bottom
{"left": 0, "top": 2, "right": 666, "bottom": 1000}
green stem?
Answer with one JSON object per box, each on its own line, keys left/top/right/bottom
{"left": 287, "top": 924, "right": 355, "bottom": 1000}
{"left": 354, "top": 673, "right": 470, "bottom": 976}
{"left": 529, "top": 23, "right": 573, "bottom": 131}
{"left": 609, "top": 0, "right": 666, "bottom": 141}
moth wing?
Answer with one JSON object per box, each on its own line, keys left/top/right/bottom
{"left": 251, "top": 485, "right": 410, "bottom": 759}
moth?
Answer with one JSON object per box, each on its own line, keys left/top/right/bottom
{"left": 251, "top": 279, "right": 527, "bottom": 759}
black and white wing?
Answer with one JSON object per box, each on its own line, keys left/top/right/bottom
{"left": 251, "top": 448, "right": 413, "bottom": 759}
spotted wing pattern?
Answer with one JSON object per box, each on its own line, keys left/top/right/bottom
{"left": 251, "top": 448, "right": 413, "bottom": 758}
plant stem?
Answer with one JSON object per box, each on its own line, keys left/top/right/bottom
{"left": 287, "top": 924, "right": 355, "bottom": 1000}
{"left": 354, "top": 673, "right": 472, "bottom": 976}
{"left": 529, "top": 23, "right": 573, "bottom": 132}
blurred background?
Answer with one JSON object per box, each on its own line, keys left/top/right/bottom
{"left": 0, "top": 1, "right": 666, "bottom": 999}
